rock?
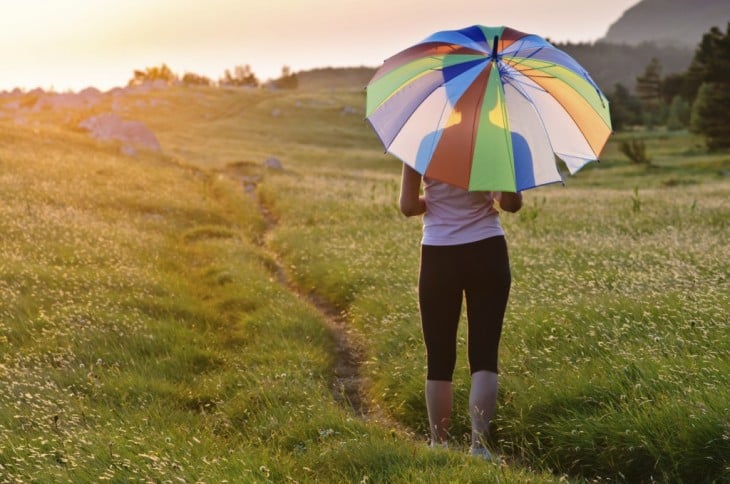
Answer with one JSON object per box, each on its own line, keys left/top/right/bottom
{"left": 120, "top": 145, "right": 137, "bottom": 157}
{"left": 34, "top": 93, "right": 85, "bottom": 111}
{"left": 79, "top": 87, "right": 102, "bottom": 97}
{"left": 31, "top": 86, "right": 103, "bottom": 112}
{"left": 79, "top": 113, "right": 161, "bottom": 151}
{"left": 241, "top": 175, "right": 261, "bottom": 193}
{"left": 263, "top": 157, "right": 283, "bottom": 170}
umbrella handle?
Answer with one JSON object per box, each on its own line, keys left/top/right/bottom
{"left": 490, "top": 35, "right": 499, "bottom": 62}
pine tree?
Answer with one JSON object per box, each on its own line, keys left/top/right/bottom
{"left": 690, "top": 83, "right": 730, "bottom": 149}
{"left": 692, "top": 23, "right": 730, "bottom": 84}
{"left": 636, "top": 58, "right": 662, "bottom": 107}
{"left": 607, "top": 83, "right": 643, "bottom": 131}
{"left": 666, "top": 96, "right": 690, "bottom": 131}
{"left": 635, "top": 58, "right": 665, "bottom": 127}
{"left": 688, "top": 23, "right": 730, "bottom": 149}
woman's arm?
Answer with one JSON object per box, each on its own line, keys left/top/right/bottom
{"left": 399, "top": 164, "right": 426, "bottom": 217}
{"left": 498, "top": 191, "right": 523, "bottom": 213}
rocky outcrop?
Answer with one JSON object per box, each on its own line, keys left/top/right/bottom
{"left": 79, "top": 113, "right": 161, "bottom": 154}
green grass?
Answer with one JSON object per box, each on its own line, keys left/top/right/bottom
{"left": 1, "top": 85, "right": 728, "bottom": 482}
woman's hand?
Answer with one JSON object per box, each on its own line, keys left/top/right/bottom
{"left": 399, "top": 165, "right": 426, "bottom": 217}
{"left": 498, "top": 191, "right": 522, "bottom": 213}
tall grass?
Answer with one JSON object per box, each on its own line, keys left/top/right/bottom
{"left": 1, "top": 85, "right": 727, "bottom": 481}
{"left": 252, "top": 92, "right": 729, "bottom": 481}
{"left": 0, "top": 91, "right": 549, "bottom": 482}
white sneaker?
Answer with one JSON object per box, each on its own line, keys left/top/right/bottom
{"left": 469, "top": 446, "right": 501, "bottom": 463}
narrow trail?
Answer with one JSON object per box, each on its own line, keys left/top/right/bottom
{"left": 228, "top": 170, "right": 409, "bottom": 433}
{"left": 254, "top": 193, "right": 368, "bottom": 416}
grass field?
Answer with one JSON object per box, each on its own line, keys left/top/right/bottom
{"left": 0, "top": 84, "right": 728, "bottom": 482}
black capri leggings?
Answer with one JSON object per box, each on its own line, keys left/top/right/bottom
{"left": 419, "top": 236, "right": 511, "bottom": 381}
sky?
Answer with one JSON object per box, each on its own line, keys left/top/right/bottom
{"left": 0, "top": 0, "right": 640, "bottom": 92}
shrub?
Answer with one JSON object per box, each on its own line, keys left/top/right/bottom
{"left": 219, "top": 65, "right": 259, "bottom": 87}
{"left": 129, "top": 63, "right": 178, "bottom": 86}
{"left": 271, "top": 66, "right": 299, "bottom": 90}
{"left": 619, "top": 138, "right": 652, "bottom": 164}
{"left": 182, "top": 72, "right": 212, "bottom": 86}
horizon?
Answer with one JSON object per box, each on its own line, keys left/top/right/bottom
{"left": 1, "top": 0, "right": 641, "bottom": 93}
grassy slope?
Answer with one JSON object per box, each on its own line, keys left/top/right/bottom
{"left": 231, "top": 89, "right": 729, "bottom": 481}
{"left": 1, "top": 84, "right": 728, "bottom": 482}
{"left": 0, "top": 87, "right": 548, "bottom": 482}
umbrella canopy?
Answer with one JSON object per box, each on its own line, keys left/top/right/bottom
{"left": 365, "top": 25, "right": 612, "bottom": 192}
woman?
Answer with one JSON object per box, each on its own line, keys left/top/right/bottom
{"left": 399, "top": 163, "right": 522, "bottom": 460}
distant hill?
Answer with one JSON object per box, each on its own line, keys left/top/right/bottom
{"left": 294, "top": 43, "right": 692, "bottom": 96}
{"left": 294, "top": 1, "right": 730, "bottom": 94}
{"left": 296, "top": 0, "right": 730, "bottom": 96}
{"left": 558, "top": 41, "right": 693, "bottom": 93}
{"left": 601, "top": 0, "right": 730, "bottom": 48}
{"left": 295, "top": 66, "right": 375, "bottom": 91}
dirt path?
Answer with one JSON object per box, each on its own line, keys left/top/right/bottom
{"left": 220, "top": 165, "right": 416, "bottom": 439}
{"left": 224, "top": 168, "right": 388, "bottom": 423}
{"left": 253, "top": 192, "right": 369, "bottom": 416}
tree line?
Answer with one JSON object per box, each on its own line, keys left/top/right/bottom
{"left": 128, "top": 64, "right": 298, "bottom": 90}
{"left": 605, "top": 22, "right": 730, "bottom": 150}
{"left": 557, "top": 40, "right": 694, "bottom": 94}
{"left": 128, "top": 23, "right": 729, "bottom": 150}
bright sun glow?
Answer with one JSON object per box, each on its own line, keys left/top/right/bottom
{"left": 0, "top": 0, "right": 640, "bottom": 92}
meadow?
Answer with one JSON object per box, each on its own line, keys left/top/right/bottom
{"left": 0, "top": 84, "right": 727, "bottom": 482}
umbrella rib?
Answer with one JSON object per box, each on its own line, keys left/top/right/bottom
{"left": 507, "top": 38, "right": 608, "bottom": 110}
{"left": 502, "top": 72, "right": 563, "bottom": 182}
{"left": 503, "top": 57, "right": 559, "bottom": 78}
{"left": 505, "top": 56, "right": 610, "bottom": 118}
{"left": 505, "top": 65, "right": 599, "bottom": 160}
{"left": 540, "top": 86, "right": 601, "bottom": 159}
{"left": 504, "top": 58, "right": 610, "bottom": 132}
{"left": 507, "top": 39, "right": 547, "bottom": 61}
{"left": 494, "top": 67, "right": 517, "bottom": 189}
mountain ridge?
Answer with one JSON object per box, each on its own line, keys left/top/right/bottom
{"left": 601, "top": 0, "right": 730, "bottom": 47}
{"left": 295, "top": 2, "right": 730, "bottom": 94}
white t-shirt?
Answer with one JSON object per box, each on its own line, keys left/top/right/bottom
{"left": 422, "top": 177, "right": 504, "bottom": 246}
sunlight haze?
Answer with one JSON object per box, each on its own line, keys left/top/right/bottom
{"left": 1, "top": 0, "right": 640, "bottom": 91}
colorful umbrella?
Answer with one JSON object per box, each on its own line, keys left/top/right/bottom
{"left": 365, "top": 25, "right": 612, "bottom": 192}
